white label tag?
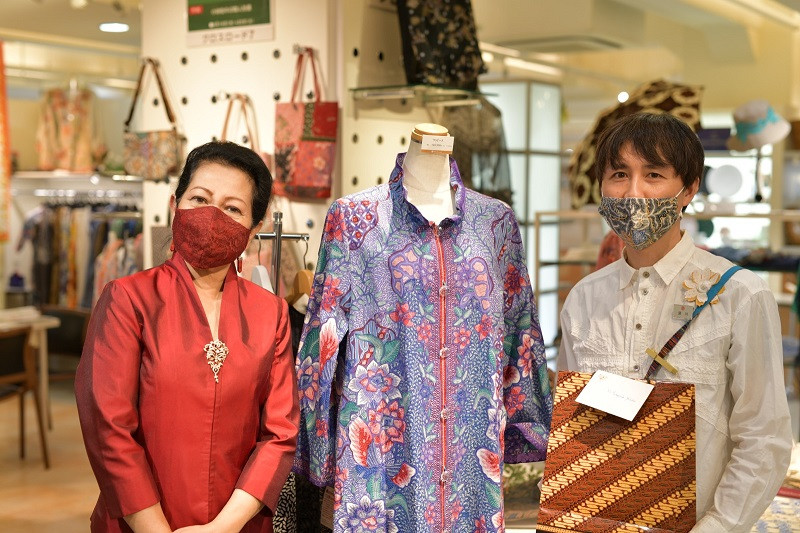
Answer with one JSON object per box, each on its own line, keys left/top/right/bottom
{"left": 672, "top": 303, "right": 694, "bottom": 321}
{"left": 575, "top": 370, "right": 654, "bottom": 421}
{"left": 420, "top": 134, "right": 455, "bottom": 154}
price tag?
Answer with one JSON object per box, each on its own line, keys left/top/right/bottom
{"left": 320, "top": 485, "right": 334, "bottom": 529}
{"left": 421, "top": 134, "right": 455, "bottom": 155}
{"left": 575, "top": 370, "right": 654, "bottom": 421}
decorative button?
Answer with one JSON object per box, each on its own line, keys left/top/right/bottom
{"left": 439, "top": 347, "right": 449, "bottom": 359}
{"left": 635, "top": 323, "right": 642, "bottom": 330}
{"left": 643, "top": 271, "right": 650, "bottom": 278}
{"left": 440, "top": 470, "right": 452, "bottom": 484}
{"left": 643, "top": 289, "right": 649, "bottom": 295}
{"left": 633, "top": 364, "right": 640, "bottom": 371}
{"left": 439, "top": 284, "right": 448, "bottom": 296}
{"left": 440, "top": 408, "right": 451, "bottom": 420}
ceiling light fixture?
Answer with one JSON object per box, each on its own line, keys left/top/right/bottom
{"left": 503, "top": 57, "right": 562, "bottom": 77}
{"left": 479, "top": 41, "right": 522, "bottom": 58}
{"left": 99, "top": 22, "right": 129, "bottom": 33}
{"left": 70, "top": 0, "right": 89, "bottom": 8}
{"left": 617, "top": 91, "right": 629, "bottom": 103}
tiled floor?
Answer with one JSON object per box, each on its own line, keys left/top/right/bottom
{"left": 0, "top": 380, "right": 96, "bottom": 532}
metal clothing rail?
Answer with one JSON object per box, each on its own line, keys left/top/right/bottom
{"left": 255, "top": 211, "right": 310, "bottom": 290}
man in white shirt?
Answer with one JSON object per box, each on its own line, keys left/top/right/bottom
{"left": 558, "top": 112, "right": 793, "bottom": 532}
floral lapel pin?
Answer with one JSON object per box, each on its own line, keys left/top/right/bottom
{"left": 683, "top": 268, "right": 725, "bottom": 306}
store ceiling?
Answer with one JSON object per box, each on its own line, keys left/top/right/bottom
{"left": 473, "top": 0, "right": 800, "bottom": 144}
{"left": 0, "top": 0, "right": 141, "bottom": 49}
{"left": 4, "top": 0, "right": 800, "bottom": 138}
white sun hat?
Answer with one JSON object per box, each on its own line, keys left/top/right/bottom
{"left": 727, "top": 99, "right": 790, "bottom": 151}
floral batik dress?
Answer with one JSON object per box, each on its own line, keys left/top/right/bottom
{"left": 294, "top": 153, "right": 552, "bottom": 533}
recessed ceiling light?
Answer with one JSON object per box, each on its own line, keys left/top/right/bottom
{"left": 99, "top": 22, "right": 130, "bottom": 33}
{"left": 617, "top": 91, "right": 629, "bottom": 103}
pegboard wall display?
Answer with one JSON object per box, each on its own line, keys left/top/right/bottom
{"left": 137, "top": 0, "right": 336, "bottom": 269}
{"left": 340, "top": 1, "right": 479, "bottom": 197}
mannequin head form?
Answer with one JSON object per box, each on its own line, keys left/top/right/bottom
{"left": 411, "top": 122, "right": 449, "bottom": 142}
{"left": 402, "top": 122, "right": 454, "bottom": 222}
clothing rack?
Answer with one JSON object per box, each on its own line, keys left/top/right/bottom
{"left": 255, "top": 211, "right": 310, "bottom": 290}
{"left": 12, "top": 188, "right": 140, "bottom": 200}
{"left": 91, "top": 211, "right": 143, "bottom": 220}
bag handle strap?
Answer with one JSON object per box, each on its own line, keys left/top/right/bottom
{"left": 241, "top": 95, "right": 262, "bottom": 153}
{"left": 290, "top": 47, "right": 322, "bottom": 103}
{"left": 221, "top": 94, "right": 244, "bottom": 141}
{"left": 221, "top": 94, "right": 261, "bottom": 152}
{"left": 124, "top": 57, "right": 178, "bottom": 132}
{"left": 645, "top": 265, "right": 742, "bottom": 381}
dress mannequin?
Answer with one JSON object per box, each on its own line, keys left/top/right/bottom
{"left": 402, "top": 123, "right": 454, "bottom": 224}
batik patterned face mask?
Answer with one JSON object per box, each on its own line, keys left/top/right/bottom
{"left": 598, "top": 188, "right": 684, "bottom": 250}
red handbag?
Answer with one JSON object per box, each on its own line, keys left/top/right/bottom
{"left": 274, "top": 47, "right": 338, "bottom": 199}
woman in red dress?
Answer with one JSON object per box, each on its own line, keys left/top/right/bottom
{"left": 75, "top": 141, "right": 299, "bottom": 532}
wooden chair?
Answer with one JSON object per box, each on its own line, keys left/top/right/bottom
{"left": 40, "top": 305, "right": 91, "bottom": 382}
{"left": 0, "top": 326, "right": 50, "bottom": 469}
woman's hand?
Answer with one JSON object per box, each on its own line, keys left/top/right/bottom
{"left": 173, "top": 526, "right": 215, "bottom": 532}
{"left": 205, "top": 489, "right": 264, "bottom": 533}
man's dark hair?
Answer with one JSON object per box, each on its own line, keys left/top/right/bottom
{"left": 594, "top": 112, "right": 705, "bottom": 189}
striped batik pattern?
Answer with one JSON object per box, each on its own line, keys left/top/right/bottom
{"left": 537, "top": 372, "right": 696, "bottom": 533}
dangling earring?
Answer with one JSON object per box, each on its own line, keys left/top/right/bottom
{"left": 170, "top": 241, "right": 175, "bottom": 252}
{"left": 236, "top": 257, "right": 243, "bottom": 273}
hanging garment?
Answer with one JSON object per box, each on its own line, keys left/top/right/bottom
{"left": 35, "top": 87, "right": 105, "bottom": 172}
{"left": 51, "top": 206, "right": 72, "bottom": 305}
{"left": 75, "top": 251, "right": 299, "bottom": 532}
{"left": 294, "top": 154, "right": 552, "bottom": 532}
{"left": 17, "top": 206, "right": 54, "bottom": 306}
{"left": 440, "top": 99, "right": 513, "bottom": 205}
{"left": 93, "top": 237, "right": 123, "bottom": 307}
{"left": 81, "top": 215, "right": 108, "bottom": 309}
{"left": 272, "top": 473, "right": 297, "bottom": 533}
{"left": 0, "top": 42, "right": 9, "bottom": 242}
{"left": 395, "top": 0, "right": 486, "bottom": 90}
{"left": 72, "top": 207, "right": 92, "bottom": 307}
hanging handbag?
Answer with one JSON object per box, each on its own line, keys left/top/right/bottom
{"left": 221, "top": 93, "right": 273, "bottom": 169}
{"left": 123, "top": 57, "right": 185, "bottom": 181}
{"left": 274, "top": 47, "right": 338, "bottom": 199}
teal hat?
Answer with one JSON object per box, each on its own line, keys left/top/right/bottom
{"left": 727, "top": 100, "right": 790, "bottom": 151}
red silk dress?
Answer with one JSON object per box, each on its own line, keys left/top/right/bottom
{"left": 75, "top": 251, "right": 299, "bottom": 532}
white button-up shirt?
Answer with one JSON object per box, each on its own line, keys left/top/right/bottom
{"left": 557, "top": 231, "right": 793, "bottom": 532}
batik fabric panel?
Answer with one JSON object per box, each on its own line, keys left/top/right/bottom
{"left": 395, "top": 0, "right": 486, "bottom": 90}
{"left": 538, "top": 371, "right": 696, "bottom": 533}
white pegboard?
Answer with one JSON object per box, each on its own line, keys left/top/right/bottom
{"left": 138, "top": 0, "right": 337, "bottom": 269}
{"left": 340, "top": 1, "right": 433, "bottom": 197}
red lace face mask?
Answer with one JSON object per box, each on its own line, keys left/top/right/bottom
{"left": 172, "top": 206, "right": 251, "bottom": 269}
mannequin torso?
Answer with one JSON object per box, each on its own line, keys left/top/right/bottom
{"left": 402, "top": 124, "right": 454, "bottom": 224}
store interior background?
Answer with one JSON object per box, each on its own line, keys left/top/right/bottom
{"left": 2, "top": 0, "right": 800, "bottom": 530}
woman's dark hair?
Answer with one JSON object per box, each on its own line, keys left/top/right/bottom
{"left": 175, "top": 141, "right": 272, "bottom": 227}
{"left": 594, "top": 112, "right": 705, "bottom": 189}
